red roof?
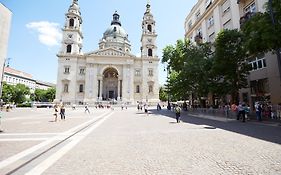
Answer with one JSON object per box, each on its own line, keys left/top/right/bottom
{"left": 4, "top": 67, "right": 33, "bottom": 79}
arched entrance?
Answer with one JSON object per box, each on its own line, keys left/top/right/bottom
{"left": 102, "top": 67, "right": 118, "bottom": 100}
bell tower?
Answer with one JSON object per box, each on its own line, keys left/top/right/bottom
{"left": 140, "top": 1, "right": 157, "bottom": 58}
{"left": 60, "top": 0, "right": 83, "bottom": 55}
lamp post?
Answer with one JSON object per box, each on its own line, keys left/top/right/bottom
{"left": 268, "top": 0, "right": 281, "bottom": 82}
{"left": 164, "top": 64, "right": 171, "bottom": 110}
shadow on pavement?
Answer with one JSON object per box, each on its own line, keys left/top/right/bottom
{"left": 148, "top": 108, "right": 281, "bottom": 145}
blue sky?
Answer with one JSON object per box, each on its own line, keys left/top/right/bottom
{"left": 1, "top": 0, "right": 197, "bottom": 84}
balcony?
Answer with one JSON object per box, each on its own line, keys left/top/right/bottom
{"left": 240, "top": 12, "right": 255, "bottom": 26}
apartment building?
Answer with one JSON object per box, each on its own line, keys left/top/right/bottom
{"left": 184, "top": 0, "right": 281, "bottom": 106}
{"left": 3, "top": 67, "right": 55, "bottom": 92}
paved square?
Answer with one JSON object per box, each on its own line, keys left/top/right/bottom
{"left": 0, "top": 107, "right": 280, "bottom": 174}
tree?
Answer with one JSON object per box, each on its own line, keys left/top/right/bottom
{"left": 159, "top": 86, "right": 167, "bottom": 101}
{"left": 11, "top": 84, "right": 30, "bottom": 104}
{"left": 45, "top": 87, "right": 56, "bottom": 102}
{"left": 241, "top": 0, "right": 281, "bottom": 80}
{"left": 162, "top": 39, "right": 214, "bottom": 104}
{"left": 213, "top": 29, "right": 250, "bottom": 104}
{"left": 1, "top": 82, "right": 15, "bottom": 103}
{"left": 34, "top": 87, "right": 56, "bottom": 102}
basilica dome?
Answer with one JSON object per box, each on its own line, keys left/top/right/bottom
{"left": 99, "top": 11, "right": 131, "bottom": 52}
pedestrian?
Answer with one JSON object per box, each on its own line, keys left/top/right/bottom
{"left": 137, "top": 103, "right": 140, "bottom": 111}
{"left": 175, "top": 105, "right": 181, "bottom": 123}
{"left": 237, "top": 102, "right": 246, "bottom": 122}
{"left": 53, "top": 104, "right": 59, "bottom": 122}
{"left": 121, "top": 103, "right": 124, "bottom": 110}
{"left": 144, "top": 104, "right": 148, "bottom": 115}
{"left": 277, "top": 103, "right": 281, "bottom": 120}
{"left": 60, "top": 104, "right": 66, "bottom": 120}
{"left": 85, "top": 104, "right": 90, "bottom": 114}
{"left": 157, "top": 103, "right": 161, "bottom": 111}
{"left": 255, "top": 102, "right": 262, "bottom": 121}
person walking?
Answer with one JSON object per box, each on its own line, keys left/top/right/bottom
{"left": 237, "top": 102, "right": 246, "bottom": 122}
{"left": 60, "top": 104, "right": 66, "bottom": 120}
{"left": 53, "top": 104, "right": 59, "bottom": 122}
{"left": 175, "top": 105, "right": 181, "bottom": 123}
{"left": 144, "top": 104, "right": 148, "bottom": 116}
{"left": 85, "top": 104, "right": 90, "bottom": 114}
{"left": 277, "top": 103, "right": 281, "bottom": 120}
{"left": 255, "top": 102, "right": 262, "bottom": 121}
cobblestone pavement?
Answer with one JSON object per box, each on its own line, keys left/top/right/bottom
{"left": 0, "top": 107, "right": 281, "bottom": 174}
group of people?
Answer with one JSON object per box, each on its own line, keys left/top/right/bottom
{"left": 53, "top": 103, "right": 65, "bottom": 122}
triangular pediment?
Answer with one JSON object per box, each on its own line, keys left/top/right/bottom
{"left": 85, "top": 47, "right": 135, "bottom": 57}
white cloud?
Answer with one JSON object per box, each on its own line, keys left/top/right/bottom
{"left": 26, "top": 21, "right": 62, "bottom": 47}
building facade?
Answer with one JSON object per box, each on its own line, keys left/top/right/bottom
{"left": 56, "top": 0, "right": 160, "bottom": 105}
{"left": 184, "top": 0, "right": 281, "bottom": 106}
{"left": 0, "top": 3, "right": 12, "bottom": 96}
{"left": 3, "top": 67, "right": 55, "bottom": 92}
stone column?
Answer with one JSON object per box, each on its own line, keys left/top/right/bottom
{"left": 117, "top": 78, "right": 120, "bottom": 100}
{"left": 99, "top": 80, "right": 103, "bottom": 100}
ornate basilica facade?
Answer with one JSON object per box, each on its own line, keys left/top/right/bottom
{"left": 56, "top": 0, "right": 159, "bottom": 105}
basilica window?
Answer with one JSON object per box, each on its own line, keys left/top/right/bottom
{"left": 135, "top": 69, "right": 141, "bottom": 76}
{"left": 147, "top": 24, "right": 152, "bottom": 32}
{"left": 136, "top": 85, "right": 140, "bottom": 93}
{"left": 149, "top": 85, "right": 153, "bottom": 93}
{"left": 64, "top": 84, "right": 69, "bottom": 93}
{"left": 148, "top": 49, "right": 153, "bottom": 57}
{"left": 64, "top": 66, "right": 70, "bottom": 74}
{"left": 148, "top": 69, "right": 153, "bottom": 76}
{"left": 79, "top": 84, "right": 84, "bottom": 93}
{"left": 69, "top": 18, "right": 74, "bottom": 27}
{"left": 66, "top": 45, "right": 72, "bottom": 53}
{"left": 79, "top": 68, "right": 85, "bottom": 75}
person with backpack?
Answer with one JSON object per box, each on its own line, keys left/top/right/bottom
{"left": 175, "top": 105, "right": 181, "bottom": 123}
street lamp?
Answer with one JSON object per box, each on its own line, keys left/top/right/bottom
{"left": 164, "top": 64, "right": 171, "bottom": 110}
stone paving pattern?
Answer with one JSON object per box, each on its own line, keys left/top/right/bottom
{"left": 38, "top": 108, "right": 281, "bottom": 175}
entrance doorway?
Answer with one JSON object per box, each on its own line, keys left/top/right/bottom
{"left": 103, "top": 67, "right": 118, "bottom": 100}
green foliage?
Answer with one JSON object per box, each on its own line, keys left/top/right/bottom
{"left": 1, "top": 82, "right": 15, "bottom": 103}
{"left": 242, "top": 0, "right": 281, "bottom": 55}
{"left": 162, "top": 39, "right": 214, "bottom": 101}
{"left": 159, "top": 86, "right": 168, "bottom": 101}
{"left": 34, "top": 87, "right": 56, "bottom": 102}
{"left": 1, "top": 83, "right": 30, "bottom": 104}
{"left": 213, "top": 29, "right": 250, "bottom": 103}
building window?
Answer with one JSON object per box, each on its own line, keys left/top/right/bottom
{"left": 223, "top": 19, "right": 232, "bottom": 30}
{"left": 222, "top": 0, "right": 230, "bottom": 14}
{"left": 148, "top": 48, "right": 153, "bottom": 57}
{"left": 206, "top": 0, "right": 212, "bottom": 9}
{"left": 79, "top": 84, "right": 84, "bottom": 93}
{"left": 249, "top": 53, "right": 266, "bottom": 71}
{"left": 64, "top": 84, "right": 69, "bottom": 93}
{"left": 244, "top": 2, "right": 256, "bottom": 14}
{"left": 195, "top": 11, "right": 201, "bottom": 20}
{"left": 148, "top": 69, "right": 153, "bottom": 76}
{"left": 149, "top": 85, "right": 153, "bottom": 93}
{"left": 79, "top": 68, "right": 85, "bottom": 75}
{"left": 135, "top": 69, "right": 141, "bottom": 76}
{"left": 208, "top": 32, "right": 215, "bottom": 43}
{"left": 66, "top": 45, "right": 72, "bottom": 53}
{"left": 64, "top": 67, "right": 70, "bottom": 74}
{"left": 136, "top": 85, "right": 140, "bottom": 93}
{"left": 147, "top": 24, "right": 152, "bottom": 32}
{"left": 188, "top": 21, "right": 192, "bottom": 30}
{"left": 207, "top": 16, "right": 214, "bottom": 28}
{"left": 69, "top": 19, "right": 74, "bottom": 27}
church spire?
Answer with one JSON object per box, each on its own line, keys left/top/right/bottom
{"left": 145, "top": 0, "right": 151, "bottom": 14}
